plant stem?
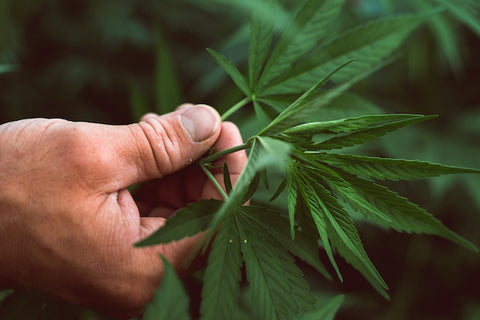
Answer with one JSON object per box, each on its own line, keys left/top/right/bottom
{"left": 200, "top": 142, "right": 250, "bottom": 164}
{"left": 201, "top": 163, "right": 228, "bottom": 200}
{"left": 221, "top": 97, "right": 251, "bottom": 121}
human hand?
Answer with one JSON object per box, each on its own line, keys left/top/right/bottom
{"left": 0, "top": 104, "right": 247, "bottom": 319}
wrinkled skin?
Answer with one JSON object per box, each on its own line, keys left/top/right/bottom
{"left": 0, "top": 104, "right": 247, "bottom": 319}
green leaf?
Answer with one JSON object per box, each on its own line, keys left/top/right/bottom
{"left": 236, "top": 211, "right": 316, "bottom": 320}
{"left": 316, "top": 153, "right": 480, "bottom": 181}
{"left": 253, "top": 100, "right": 272, "bottom": 130}
{"left": 206, "top": 137, "right": 290, "bottom": 249}
{"left": 223, "top": 162, "right": 233, "bottom": 194}
{"left": 143, "top": 256, "right": 190, "bottom": 320}
{"left": 436, "top": 0, "right": 480, "bottom": 37}
{"left": 337, "top": 170, "right": 478, "bottom": 252}
{"left": 154, "top": 27, "right": 182, "bottom": 114}
{"left": 249, "top": 0, "right": 276, "bottom": 88}
{"left": 243, "top": 205, "right": 332, "bottom": 280}
{"left": 269, "top": 177, "right": 287, "bottom": 202}
{"left": 207, "top": 48, "right": 251, "bottom": 96}
{"left": 306, "top": 176, "right": 389, "bottom": 297}
{"left": 282, "top": 114, "right": 424, "bottom": 136}
{"left": 263, "top": 14, "right": 426, "bottom": 95}
{"left": 313, "top": 115, "right": 436, "bottom": 150}
{"left": 200, "top": 216, "right": 242, "bottom": 320}
{"left": 298, "top": 295, "right": 345, "bottom": 320}
{"left": 260, "top": 60, "right": 354, "bottom": 136}
{"left": 258, "top": 0, "right": 345, "bottom": 89}
{"left": 135, "top": 199, "right": 222, "bottom": 247}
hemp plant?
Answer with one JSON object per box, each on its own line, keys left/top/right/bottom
{"left": 137, "top": 1, "right": 480, "bottom": 319}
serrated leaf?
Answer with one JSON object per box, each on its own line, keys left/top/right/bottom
{"left": 200, "top": 216, "right": 242, "bottom": 320}
{"left": 295, "top": 171, "right": 343, "bottom": 282}
{"left": 135, "top": 199, "right": 222, "bottom": 247}
{"left": 337, "top": 169, "right": 478, "bottom": 252}
{"left": 258, "top": 0, "right": 345, "bottom": 88}
{"left": 263, "top": 14, "right": 426, "bottom": 95}
{"left": 282, "top": 114, "right": 423, "bottom": 136}
{"left": 207, "top": 48, "right": 250, "bottom": 96}
{"left": 143, "top": 256, "right": 190, "bottom": 320}
{"left": 236, "top": 211, "right": 316, "bottom": 320}
{"left": 305, "top": 176, "right": 389, "bottom": 297}
{"left": 155, "top": 27, "right": 182, "bottom": 114}
{"left": 249, "top": 0, "right": 276, "bottom": 87}
{"left": 243, "top": 205, "right": 332, "bottom": 280}
{"left": 298, "top": 295, "right": 345, "bottom": 320}
{"left": 313, "top": 115, "right": 436, "bottom": 150}
{"left": 206, "top": 137, "right": 290, "bottom": 249}
{"left": 316, "top": 153, "right": 480, "bottom": 181}
{"left": 260, "top": 60, "right": 354, "bottom": 136}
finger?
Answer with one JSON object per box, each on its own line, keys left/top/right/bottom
{"left": 76, "top": 105, "right": 221, "bottom": 192}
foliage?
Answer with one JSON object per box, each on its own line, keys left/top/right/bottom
{"left": 1, "top": 0, "right": 479, "bottom": 319}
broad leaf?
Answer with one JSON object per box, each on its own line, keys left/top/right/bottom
{"left": 207, "top": 48, "right": 251, "bottom": 96}
{"left": 206, "top": 137, "right": 290, "bottom": 248}
{"left": 263, "top": 14, "right": 426, "bottom": 95}
{"left": 201, "top": 216, "right": 242, "bottom": 320}
{"left": 313, "top": 115, "right": 436, "bottom": 150}
{"left": 337, "top": 170, "right": 478, "bottom": 252}
{"left": 306, "top": 176, "right": 389, "bottom": 297}
{"left": 258, "top": 0, "right": 345, "bottom": 88}
{"left": 236, "top": 212, "right": 316, "bottom": 320}
{"left": 316, "top": 153, "right": 480, "bottom": 181}
{"left": 260, "top": 60, "right": 354, "bottom": 136}
{"left": 143, "top": 256, "right": 190, "bottom": 320}
{"left": 249, "top": 0, "right": 276, "bottom": 87}
{"left": 135, "top": 199, "right": 221, "bottom": 247}
{"left": 243, "top": 205, "right": 331, "bottom": 280}
{"left": 298, "top": 295, "right": 345, "bottom": 320}
{"left": 282, "top": 114, "right": 424, "bottom": 136}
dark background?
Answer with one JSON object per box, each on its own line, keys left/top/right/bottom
{"left": 1, "top": 0, "right": 479, "bottom": 319}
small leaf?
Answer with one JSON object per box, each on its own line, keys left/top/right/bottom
{"left": 337, "top": 169, "right": 478, "bottom": 252}
{"left": 249, "top": 0, "right": 276, "bottom": 88}
{"left": 200, "top": 216, "right": 242, "bottom": 320}
{"left": 316, "top": 153, "right": 480, "bottom": 181}
{"left": 298, "top": 295, "right": 345, "bottom": 320}
{"left": 236, "top": 211, "right": 316, "bottom": 320}
{"left": 258, "top": 0, "right": 345, "bottom": 88}
{"left": 223, "top": 162, "right": 233, "bottom": 194}
{"left": 260, "top": 60, "right": 354, "bottom": 136}
{"left": 269, "top": 177, "right": 288, "bottom": 202}
{"left": 263, "top": 13, "right": 427, "bottom": 95}
{"left": 135, "top": 199, "right": 221, "bottom": 247}
{"left": 207, "top": 48, "right": 251, "bottom": 96}
{"left": 313, "top": 115, "right": 436, "bottom": 150}
{"left": 143, "top": 256, "right": 190, "bottom": 320}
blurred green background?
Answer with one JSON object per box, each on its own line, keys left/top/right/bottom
{"left": 1, "top": 0, "right": 479, "bottom": 319}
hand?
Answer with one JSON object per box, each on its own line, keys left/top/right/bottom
{"left": 0, "top": 104, "right": 247, "bottom": 319}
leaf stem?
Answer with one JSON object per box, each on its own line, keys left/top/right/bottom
{"left": 201, "top": 164, "right": 228, "bottom": 200}
{"left": 221, "top": 97, "right": 251, "bottom": 121}
{"left": 200, "top": 142, "right": 251, "bottom": 164}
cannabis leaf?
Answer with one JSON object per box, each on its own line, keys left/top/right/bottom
{"left": 143, "top": 256, "right": 190, "bottom": 320}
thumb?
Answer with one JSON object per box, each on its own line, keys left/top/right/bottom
{"left": 109, "top": 104, "right": 221, "bottom": 189}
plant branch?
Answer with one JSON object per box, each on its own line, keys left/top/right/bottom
{"left": 221, "top": 97, "right": 251, "bottom": 121}
{"left": 201, "top": 163, "right": 228, "bottom": 200}
{"left": 200, "top": 142, "right": 251, "bottom": 164}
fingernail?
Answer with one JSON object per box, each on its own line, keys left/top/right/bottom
{"left": 181, "top": 105, "right": 219, "bottom": 142}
